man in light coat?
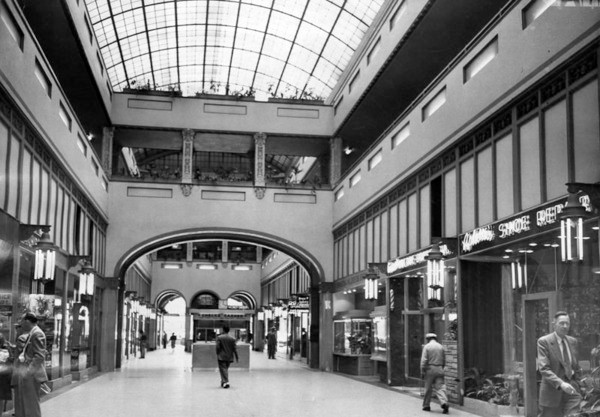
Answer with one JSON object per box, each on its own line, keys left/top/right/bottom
{"left": 421, "top": 333, "right": 449, "bottom": 414}
{"left": 537, "top": 311, "right": 581, "bottom": 417}
{"left": 12, "top": 312, "right": 48, "bottom": 417}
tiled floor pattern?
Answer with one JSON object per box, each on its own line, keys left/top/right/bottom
{"left": 39, "top": 346, "right": 480, "bottom": 417}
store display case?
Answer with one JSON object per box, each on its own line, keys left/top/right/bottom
{"left": 370, "top": 306, "right": 387, "bottom": 362}
{"left": 333, "top": 310, "right": 374, "bottom": 376}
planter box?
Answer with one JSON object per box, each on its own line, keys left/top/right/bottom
{"left": 267, "top": 97, "right": 324, "bottom": 105}
{"left": 463, "top": 397, "right": 521, "bottom": 417}
{"left": 122, "top": 88, "right": 182, "bottom": 97}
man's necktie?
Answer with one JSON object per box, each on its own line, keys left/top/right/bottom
{"left": 561, "top": 338, "right": 573, "bottom": 379}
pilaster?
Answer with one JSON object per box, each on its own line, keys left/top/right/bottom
{"left": 329, "top": 136, "right": 342, "bottom": 186}
{"left": 253, "top": 132, "right": 267, "bottom": 188}
{"left": 101, "top": 127, "right": 114, "bottom": 178}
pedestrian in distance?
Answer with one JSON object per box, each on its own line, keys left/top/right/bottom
{"left": 162, "top": 332, "right": 167, "bottom": 349}
{"left": 138, "top": 330, "right": 147, "bottom": 359}
{"left": 216, "top": 325, "right": 238, "bottom": 389}
{"left": 537, "top": 311, "right": 582, "bottom": 417}
{"left": 0, "top": 334, "right": 14, "bottom": 416}
{"left": 266, "top": 327, "right": 277, "bottom": 359}
{"left": 12, "top": 312, "right": 48, "bottom": 417}
{"left": 420, "top": 333, "right": 449, "bottom": 414}
{"left": 169, "top": 333, "right": 177, "bottom": 352}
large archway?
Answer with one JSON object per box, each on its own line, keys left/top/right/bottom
{"left": 113, "top": 227, "right": 326, "bottom": 368}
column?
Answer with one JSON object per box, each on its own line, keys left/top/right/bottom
{"left": 100, "top": 277, "right": 119, "bottom": 371}
{"left": 317, "top": 283, "right": 334, "bottom": 371}
{"left": 101, "top": 127, "right": 114, "bottom": 178}
{"left": 329, "top": 136, "right": 342, "bottom": 186}
{"left": 388, "top": 277, "right": 406, "bottom": 385}
{"left": 221, "top": 241, "right": 228, "bottom": 266}
{"left": 185, "top": 308, "right": 192, "bottom": 352}
{"left": 253, "top": 132, "right": 267, "bottom": 188}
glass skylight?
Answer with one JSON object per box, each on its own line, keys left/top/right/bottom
{"left": 85, "top": 0, "right": 384, "bottom": 99}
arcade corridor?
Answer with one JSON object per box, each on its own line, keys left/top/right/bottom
{"left": 40, "top": 347, "right": 479, "bottom": 417}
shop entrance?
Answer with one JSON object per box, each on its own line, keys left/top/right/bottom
{"left": 523, "top": 292, "right": 556, "bottom": 417}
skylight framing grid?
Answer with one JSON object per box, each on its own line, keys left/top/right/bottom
{"left": 84, "top": 0, "right": 383, "bottom": 98}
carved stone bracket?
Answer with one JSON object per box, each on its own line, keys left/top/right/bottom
{"left": 180, "top": 183, "right": 193, "bottom": 197}
{"left": 254, "top": 186, "right": 266, "bottom": 199}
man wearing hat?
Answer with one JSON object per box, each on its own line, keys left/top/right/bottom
{"left": 421, "top": 332, "right": 449, "bottom": 414}
{"left": 12, "top": 312, "right": 48, "bottom": 417}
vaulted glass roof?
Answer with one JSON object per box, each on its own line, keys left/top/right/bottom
{"left": 85, "top": 0, "right": 384, "bottom": 100}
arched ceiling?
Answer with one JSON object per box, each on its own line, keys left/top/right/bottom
{"left": 84, "top": 0, "right": 384, "bottom": 99}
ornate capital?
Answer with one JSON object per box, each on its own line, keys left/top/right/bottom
{"left": 254, "top": 186, "right": 266, "bottom": 199}
{"left": 253, "top": 132, "right": 267, "bottom": 146}
{"left": 182, "top": 128, "right": 195, "bottom": 142}
{"left": 180, "top": 183, "right": 193, "bottom": 197}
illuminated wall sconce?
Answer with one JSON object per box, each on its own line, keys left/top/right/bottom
{"left": 511, "top": 260, "right": 526, "bottom": 289}
{"left": 426, "top": 242, "right": 445, "bottom": 300}
{"left": 78, "top": 259, "right": 95, "bottom": 301}
{"left": 560, "top": 191, "right": 588, "bottom": 262}
{"left": 364, "top": 268, "right": 378, "bottom": 300}
{"left": 33, "top": 227, "right": 57, "bottom": 283}
{"left": 257, "top": 311, "right": 265, "bottom": 321}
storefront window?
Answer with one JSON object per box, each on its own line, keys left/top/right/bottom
{"left": 333, "top": 316, "right": 372, "bottom": 355}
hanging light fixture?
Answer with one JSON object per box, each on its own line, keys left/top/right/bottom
{"left": 34, "top": 227, "right": 57, "bottom": 283}
{"left": 560, "top": 191, "right": 588, "bottom": 262}
{"left": 426, "top": 242, "right": 445, "bottom": 301}
{"left": 510, "top": 260, "right": 526, "bottom": 289}
{"left": 364, "top": 267, "right": 379, "bottom": 300}
{"left": 78, "top": 260, "right": 95, "bottom": 300}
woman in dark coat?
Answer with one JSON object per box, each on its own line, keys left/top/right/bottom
{"left": 0, "top": 334, "right": 15, "bottom": 415}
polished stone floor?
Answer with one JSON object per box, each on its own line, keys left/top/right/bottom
{"left": 39, "top": 346, "right": 480, "bottom": 417}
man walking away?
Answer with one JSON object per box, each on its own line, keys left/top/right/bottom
{"left": 216, "top": 325, "right": 238, "bottom": 388}
{"left": 421, "top": 333, "right": 449, "bottom": 414}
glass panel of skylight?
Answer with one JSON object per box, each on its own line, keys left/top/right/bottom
{"left": 231, "top": 49, "right": 259, "bottom": 71}
{"left": 120, "top": 32, "right": 148, "bottom": 61}
{"left": 273, "top": 0, "right": 307, "bottom": 18}
{"left": 235, "top": 28, "right": 264, "bottom": 53}
{"left": 177, "top": 1, "right": 207, "bottom": 26}
{"left": 253, "top": 73, "right": 279, "bottom": 95}
{"left": 238, "top": 3, "right": 269, "bottom": 32}
{"left": 256, "top": 55, "right": 285, "bottom": 80}
{"left": 178, "top": 25, "right": 206, "bottom": 47}
{"left": 268, "top": 11, "right": 300, "bottom": 41}
{"left": 288, "top": 45, "right": 318, "bottom": 72}
{"left": 154, "top": 67, "right": 176, "bottom": 89}
{"left": 101, "top": 42, "right": 121, "bottom": 69}
{"left": 227, "top": 68, "right": 254, "bottom": 90}
{"left": 113, "top": 8, "right": 146, "bottom": 40}
{"left": 262, "top": 35, "right": 292, "bottom": 61}
{"left": 125, "top": 55, "right": 152, "bottom": 83}
{"left": 304, "top": 77, "right": 327, "bottom": 99}
{"left": 179, "top": 46, "right": 205, "bottom": 66}
{"left": 148, "top": 27, "right": 176, "bottom": 52}
{"left": 145, "top": 2, "right": 176, "bottom": 31}
{"left": 152, "top": 49, "right": 177, "bottom": 74}
{"left": 295, "top": 22, "right": 327, "bottom": 51}
{"left": 332, "top": 11, "right": 364, "bottom": 50}
{"left": 243, "top": 0, "right": 272, "bottom": 7}
{"left": 107, "top": 64, "right": 125, "bottom": 87}
{"left": 280, "top": 66, "right": 310, "bottom": 93}
{"left": 205, "top": 46, "right": 232, "bottom": 68}
{"left": 208, "top": 1, "right": 239, "bottom": 26}
{"left": 207, "top": 25, "right": 235, "bottom": 47}
{"left": 94, "top": 19, "right": 117, "bottom": 47}
{"left": 322, "top": 37, "right": 350, "bottom": 70}
{"left": 110, "top": 0, "right": 139, "bottom": 14}
{"left": 304, "top": 0, "right": 339, "bottom": 32}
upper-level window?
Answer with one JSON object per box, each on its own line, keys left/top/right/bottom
{"left": 522, "top": 0, "right": 555, "bottom": 28}
{"left": 464, "top": 37, "right": 498, "bottom": 83}
{"left": 91, "top": 158, "right": 99, "bottom": 176}
{"left": 350, "top": 170, "right": 361, "bottom": 188}
{"left": 335, "top": 187, "right": 345, "bottom": 201}
{"left": 392, "top": 122, "right": 410, "bottom": 149}
{"left": 34, "top": 59, "right": 52, "bottom": 97}
{"left": 59, "top": 102, "right": 72, "bottom": 131}
{"left": 367, "top": 37, "right": 381, "bottom": 66}
{"left": 334, "top": 96, "right": 344, "bottom": 115}
{"left": 101, "top": 177, "right": 108, "bottom": 191}
{"left": 0, "top": 1, "right": 23, "bottom": 50}
{"left": 77, "top": 133, "right": 88, "bottom": 156}
{"left": 84, "top": 14, "right": 93, "bottom": 44}
{"left": 422, "top": 87, "right": 446, "bottom": 121}
{"left": 97, "top": 51, "right": 104, "bottom": 76}
{"left": 389, "top": 1, "right": 406, "bottom": 30}
{"left": 349, "top": 70, "right": 360, "bottom": 93}
{"left": 368, "top": 149, "right": 383, "bottom": 170}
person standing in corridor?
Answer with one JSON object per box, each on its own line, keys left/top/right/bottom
{"left": 537, "top": 311, "right": 581, "bottom": 416}
{"left": 12, "top": 312, "right": 47, "bottom": 417}
{"left": 266, "top": 327, "right": 277, "bottom": 359}
{"left": 138, "top": 330, "right": 147, "bottom": 359}
{"left": 420, "top": 333, "right": 449, "bottom": 414}
{"left": 216, "top": 325, "right": 238, "bottom": 388}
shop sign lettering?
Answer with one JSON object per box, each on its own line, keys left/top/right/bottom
{"left": 537, "top": 203, "right": 564, "bottom": 227}
{"left": 387, "top": 244, "right": 453, "bottom": 274}
{"left": 498, "top": 215, "right": 531, "bottom": 238}
{"left": 461, "top": 226, "right": 495, "bottom": 253}
{"left": 0, "top": 293, "right": 11, "bottom": 306}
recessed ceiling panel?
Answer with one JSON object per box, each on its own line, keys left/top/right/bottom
{"left": 85, "top": 0, "right": 384, "bottom": 99}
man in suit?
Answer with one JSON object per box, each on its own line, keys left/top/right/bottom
{"left": 12, "top": 312, "right": 48, "bottom": 417}
{"left": 266, "top": 327, "right": 277, "bottom": 359}
{"left": 537, "top": 311, "right": 582, "bottom": 417}
{"left": 216, "top": 325, "right": 238, "bottom": 388}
